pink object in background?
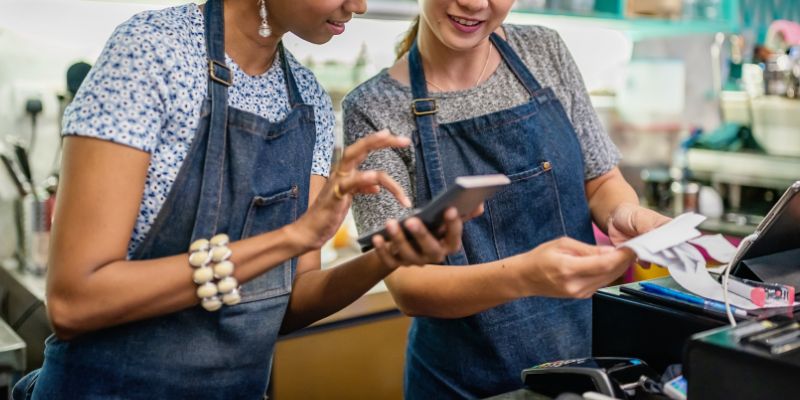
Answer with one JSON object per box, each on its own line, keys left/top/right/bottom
{"left": 769, "top": 20, "right": 800, "bottom": 47}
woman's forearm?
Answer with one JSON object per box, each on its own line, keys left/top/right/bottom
{"left": 585, "top": 168, "right": 639, "bottom": 232}
{"left": 279, "top": 250, "right": 392, "bottom": 333}
{"left": 384, "top": 255, "right": 526, "bottom": 319}
{"left": 47, "top": 223, "right": 311, "bottom": 340}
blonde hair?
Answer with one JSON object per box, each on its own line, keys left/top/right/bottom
{"left": 396, "top": 16, "right": 421, "bottom": 60}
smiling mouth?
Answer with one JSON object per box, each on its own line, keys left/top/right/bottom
{"left": 327, "top": 20, "right": 347, "bottom": 27}
{"left": 448, "top": 15, "right": 483, "bottom": 26}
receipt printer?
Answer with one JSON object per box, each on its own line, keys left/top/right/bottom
{"left": 686, "top": 317, "right": 800, "bottom": 399}
{"left": 521, "top": 357, "right": 659, "bottom": 398}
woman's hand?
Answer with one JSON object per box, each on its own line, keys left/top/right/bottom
{"left": 371, "top": 207, "right": 465, "bottom": 271}
{"left": 606, "top": 203, "right": 671, "bottom": 245}
{"left": 515, "top": 237, "right": 635, "bottom": 299}
{"left": 290, "top": 131, "right": 412, "bottom": 251}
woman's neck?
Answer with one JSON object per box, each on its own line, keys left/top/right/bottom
{"left": 416, "top": 22, "right": 500, "bottom": 92}
{"left": 221, "top": 0, "right": 283, "bottom": 77}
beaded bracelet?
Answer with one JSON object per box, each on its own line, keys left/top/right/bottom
{"left": 188, "top": 234, "right": 241, "bottom": 311}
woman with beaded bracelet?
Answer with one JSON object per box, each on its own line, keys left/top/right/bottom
{"left": 343, "top": 0, "right": 671, "bottom": 397}
{"left": 12, "top": 0, "right": 468, "bottom": 398}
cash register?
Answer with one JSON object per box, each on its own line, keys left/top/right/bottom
{"left": 684, "top": 181, "right": 800, "bottom": 399}
{"left": 593, "top": 181, "right": 800, "bottom": 373}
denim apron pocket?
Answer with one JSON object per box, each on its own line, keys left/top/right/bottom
{"left": 238, "top": 185, "right": 299, "bottom": 302}
{"left": 488, "top": 161, "right": 567, "bottom": 260}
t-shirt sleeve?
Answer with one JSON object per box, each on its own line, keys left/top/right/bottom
{"left": 62, "top": 15, "right": 170, "bottom": 153}
{"left": 549, "top": 30, "right": 622, "bottom": 180}
{"left": 343, "top": 95, "right": 412, "bottom": 236}
{"left": 295, "top": 66, "right": 335, "bottom": 177}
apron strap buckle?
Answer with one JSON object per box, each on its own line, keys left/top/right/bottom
{"left": 411, "top": 98, "right": 439, "bottom": 116}
{"left": 208, "top": 59, "right": 233, "bottom": 87}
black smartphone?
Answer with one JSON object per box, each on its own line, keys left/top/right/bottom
{"left": 357, "top": 174, "right": 510, "bottom": 252}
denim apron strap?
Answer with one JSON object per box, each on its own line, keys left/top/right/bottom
{"left": 408, "top": 41, "right": 473, "bottom": 265}
{"left": 487, "top": 32, "right": 543, "bottom": 95}
{"left": 407, "top": 41, "right": 447, "bottom": 201}
{"left": 192, "top": 0, "right": 230, "bottom": 241}
{"left": 279, "top": 43, "right": 303, "bottom": 107}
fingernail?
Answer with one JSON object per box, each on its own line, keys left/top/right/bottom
{"left": 401, "top": 197, "right": 412, "bottom": 208}
{"left": 405, "top": 219, "right": 419, "bottom": 232}
{"left": 386, "top": 220, "right": 398, "bottom": 235}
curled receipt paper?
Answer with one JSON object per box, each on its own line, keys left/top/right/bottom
{"left": 620, "top": 213, "right": 794, "bottom": 310}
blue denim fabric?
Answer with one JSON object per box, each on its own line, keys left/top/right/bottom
{"left": 404, "top": 33, "right": 596, "bottom": 399}
{"left": 13, "top": 1, "right": 316, "bottom": 398}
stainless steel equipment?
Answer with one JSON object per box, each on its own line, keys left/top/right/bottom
{"left": 687, "top": 148, "right": 800, "bottom": 218}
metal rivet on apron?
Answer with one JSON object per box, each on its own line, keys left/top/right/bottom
{"left": 542, "top": 161, "right": 552, "bottom": 171}
{"left": 536, "top": 94, "right": 548, "bottom": 104}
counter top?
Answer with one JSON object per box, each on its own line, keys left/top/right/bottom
{"left": 0, "top": 316, "right": 26, "bottom": 373}
{"left": 1, "top": 260, "right": 46, "bottom": 303}
{"left": 698, "top": 217, "right": 758, "bottom": 237}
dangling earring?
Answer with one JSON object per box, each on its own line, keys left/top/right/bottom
{"left": 258, "top": 0, "right": 271, "bottom": 38}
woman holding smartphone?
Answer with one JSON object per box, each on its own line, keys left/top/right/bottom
{"left": 12, "top": 0, "right": 467, "bottom": 398}
{"left": 343, "top": 0, "right": 670, "bottom": 397}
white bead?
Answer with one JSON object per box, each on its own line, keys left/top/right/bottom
{"left": 211, "top": 246, "right": 232, "bottom": 262}
{"left": 196, "top": 281, "right": 218, "bottom": 299}
{"left": 217, "top": 276, "right": 238, "bottom": 294}
{"left": 210, "top": 234, "right": 230, "bottom": 247}
{"left": 214, "top": 260, "right": 234, "bottom": 278}
{"left": 189, "top": 239, "right": 210, "bottom": 253}
{"left": 188, "top": 251, "right": 211, "bottom": 268}
{"left": 222, "top": 289, "right": 241, "bottom": 306}
{"left": 201, "top": 296, "right": 222, "bottom": 312}
{"left": 192, "top": 266, "right": 214, "bottom": 284}
{"left": 259, "top": 8, "right": 267, "bottom": 19}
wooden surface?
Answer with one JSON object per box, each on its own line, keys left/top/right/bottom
{"left": 272, "top": 290, "right": 410, "bottom": 399}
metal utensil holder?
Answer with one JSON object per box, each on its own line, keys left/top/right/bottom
{"left": 13, "top": 194, "right": 50, "bottom": 275}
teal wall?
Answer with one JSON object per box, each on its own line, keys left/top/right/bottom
{"left": 740, "top": 0, "right": 800, "bottom": 42}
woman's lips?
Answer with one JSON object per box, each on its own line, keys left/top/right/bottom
{"left": 326, "top": 20, "right": 346, "bottom": 35}
{"left": 448, "top": 15, "right": 484, "bottom": 33}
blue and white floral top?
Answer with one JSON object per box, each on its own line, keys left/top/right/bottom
{"left": 63, "top": 4, "right": 335, "bottom": 256}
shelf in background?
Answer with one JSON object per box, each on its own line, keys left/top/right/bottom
{"left": 507, "top": 10, "right": 738, "bottom": 41}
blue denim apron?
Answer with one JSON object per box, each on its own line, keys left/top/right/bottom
{"left": 404, "top": 33, "right": 596, "bottom": 398}
{"left": 13, "top": 1, "right": 316, "bottom": 398}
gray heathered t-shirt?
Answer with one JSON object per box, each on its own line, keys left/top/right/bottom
{"left": 343, "top": 24, "right": 621, "bottom": 235}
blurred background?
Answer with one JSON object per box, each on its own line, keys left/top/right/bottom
{"left": 0, "top": 0, "right": 798, "bottom": 398}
